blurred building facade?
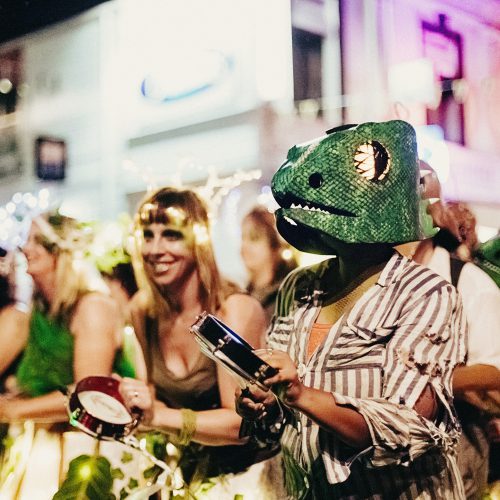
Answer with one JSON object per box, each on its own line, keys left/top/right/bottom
{"left": 0, "top": 0, "right": 499, "bottom": 237}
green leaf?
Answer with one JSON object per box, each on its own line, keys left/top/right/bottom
{"left": 281, "top": 448, "right": 309, "bottom": 500}
{"left": 141, "top": 431, "right": 168, "bottom": 461}
{"left": 142, "top": 465, "right": 158, "bottom": 480}
{"left": 53, "top": 454, "right": 114, "bottom": 500}
{"left": 120, "top": 451, "right": 133, "bottom": 464}
{"left": 111, "top": 468, "right": 125, "bottom": 480}
{"left": 127, "top": 477, "right": 139, "bottom": 490}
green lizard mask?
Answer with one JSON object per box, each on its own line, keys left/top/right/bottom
{"left": 271, "top": 120, "right": 437, "bottom": 254}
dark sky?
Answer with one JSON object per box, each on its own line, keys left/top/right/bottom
{"left": 0, "top": 0, "right": 110, "bottom": 44}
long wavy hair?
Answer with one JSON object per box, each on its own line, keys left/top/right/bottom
{"left": 242, "top": 205, "right": 298, "bottom": 291}
{"left": 133, "top": 187, "right": 235, "bottom": 318}
{"left": 32, "top": 212, "right": 105, "bottom": 319}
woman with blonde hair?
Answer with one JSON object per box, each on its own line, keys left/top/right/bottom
{"left": 0, "top": 210, "right": 131, "bottom": 420}
{"left": 118, "top": 187, "right": 276, "bottom": 497}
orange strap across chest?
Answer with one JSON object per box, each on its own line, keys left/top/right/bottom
{"left": 307, "top": 322, "right": 333, "bottom": 359}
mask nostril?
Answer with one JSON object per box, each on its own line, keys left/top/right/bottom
{"left": 308, "top": 173, "right": 323, "bottom": 189}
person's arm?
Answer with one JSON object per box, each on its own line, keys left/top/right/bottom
{"left": 128, "top": 290, "right": 150, "bottom": 383}
{"left": 453, "top": 364, "right": 500, "bottom": 393}
{"left": 452, "top": 271, "right": 500, "bottom": 411}
{"left": 453, "top": 276, "right": 500, "bottom": 394}
{"left": 158, "top": 294, "right": 267, "bottom": 445}
{"left": 197, "top": 293, "right": 267, "bottom": 444}
{"left": 1, "top": 293, "right": 121, "bottom": 422}
{"left": 121, "top": 294, "right": 267, "bottom": 446}
{"left": 71, "top": 292, "right": 121, "bottom": 378}
{"left": 260, "top": 352, "right": 438, "bottom": 450}
{"left": 250, "top": 281, "right": 467, "bottom": 465}
{"left": 326, "top": 283, "right": 467, "bottom": 466}
{"left": 0, "top": 305, "right": 30, "bottom": 377}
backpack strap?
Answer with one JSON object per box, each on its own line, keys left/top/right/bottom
{"left": 450, "top": 256, "right": 466, "bottom": 288}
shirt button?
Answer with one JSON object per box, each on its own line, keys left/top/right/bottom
{"left": 297, "top": 363, "right": 307, "bottom": 379}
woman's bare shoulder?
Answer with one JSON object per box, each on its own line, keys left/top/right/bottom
{"left": 70, "top": 292, "right": 120, "bottom": 337}
{"left": 0, "top": 303, "right": 30, "bottom": 327}
{"left": 0, "top": 302, "right": 29, "bottom": 317}
{"left": 75, "top": 291, "right": 117, "bottom": 313}
{"left": 219, "top": 292, "right": 266, "bottom": 336}
{"left": 222, "top": 291, "right": 259, "bottom": 307}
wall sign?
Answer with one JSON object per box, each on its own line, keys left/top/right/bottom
{"left": 140, "top": 49, "right": 233, "bottom": 103}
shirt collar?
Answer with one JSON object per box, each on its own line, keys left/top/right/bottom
{"left": 297, "top": 250, "right": 412, "bottom": 302}
{"left": 377, "top": 250, "right": 414, "bottom": 287}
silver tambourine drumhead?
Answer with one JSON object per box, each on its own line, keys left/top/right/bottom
{"left": 65, "top": 377, "right": 174, "bottom": 498}
{"left": 190, "top": 312, "right": 278, "bottom": 390}
{"left": 67, "top": 376, "right": 142, "bottom": 440}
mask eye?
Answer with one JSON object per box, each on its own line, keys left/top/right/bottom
{"left": 308, "top": 173, "right": 324, "bottom": 188}
{"left": 354, "top": 141, "right": 390, "bottom": 181}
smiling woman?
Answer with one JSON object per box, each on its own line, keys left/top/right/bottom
{"left": 118, "top": 187, "right": 284, "bottom": 498}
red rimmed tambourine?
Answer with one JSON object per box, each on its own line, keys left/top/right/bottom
{"left": 190, "top": 311, "right": 278, "bottom": 390}
{"left": 64, "top": 376, "right": 174, "bottom": 498}
{"left": 66, "top": 376, "right": 143, "bottom": 440}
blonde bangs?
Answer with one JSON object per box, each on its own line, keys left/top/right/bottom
{"left": 133, "top": 187, "right": 227, "bottom": 317}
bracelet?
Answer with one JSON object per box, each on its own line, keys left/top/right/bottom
{"left": 178, "top": 408, "right": 197, "bottom": 446}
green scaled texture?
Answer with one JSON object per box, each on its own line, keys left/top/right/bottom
{"left": 475, "top": 235, "right": 500, "bottom": 287}
{"left": 271, "top": 120, "right": 436, "bottom": 254}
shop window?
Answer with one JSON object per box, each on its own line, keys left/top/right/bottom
{"left": 292, "top": 27, "right": 323, "bottom": 106}
{"left": 290, "top": 0, "right": 325, "bottom": 115}
{"left": 0, "top": 49, "right": 22, "bottom": 116}
{"left": 422, "top": 14, "right": 465, "bottom": 145}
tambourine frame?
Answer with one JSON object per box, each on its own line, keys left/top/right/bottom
{"left": 190, "top": 312, "right": 278, "bottom": 390}
{"left": 66, "top": 376, "right": 142, "bottom": 441}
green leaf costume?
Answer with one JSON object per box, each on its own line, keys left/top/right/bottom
{"left": 15, "top": 306, "right": 135, "bottom": 397}
{"left": 475, "top": 235, "right": 500, "bottom": 288}
{"left": 16, "top": 308, "right": 74, "bottom": 397}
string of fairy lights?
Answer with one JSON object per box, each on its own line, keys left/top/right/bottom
{"left": 0, "top": 161, "right": 266, "bottom": 254}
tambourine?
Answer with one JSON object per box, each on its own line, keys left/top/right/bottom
{"left": 64, "top": 376, "right": 173, "bottom": 497}
{"left": 66, "top": 376, "right": 142, "bottom": 440}
{"left": 190, "top": 312, "right": 278, "bottom": 390}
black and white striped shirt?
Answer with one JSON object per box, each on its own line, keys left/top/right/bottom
{"left": 268, "top": 252, "right": 467, "bottom": 499}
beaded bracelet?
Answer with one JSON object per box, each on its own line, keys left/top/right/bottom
{"left": 178, "top": 408, "right": 197, "bottom": 446}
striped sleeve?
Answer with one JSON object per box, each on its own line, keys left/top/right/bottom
{"left": 332, "top": 280, "right": 468, "bottom": 467}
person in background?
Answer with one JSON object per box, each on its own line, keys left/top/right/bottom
{"left": 240, "top": 205, "right": 298, "bottom": 323}
{"left": 445, "top": 202, "right": 479, "bottom": 262}
{"left": 100, "top": 261, "right": 138, "bottom": 320}
{"left": 0, "top": 246, "right": 31, "bottom": 393}
{"left": 474, "top": 234, "right": 500, "bottom": 486}
{"left": 91, "top": 215, "right": 139, "bottom": 324}
{"left": 0, "top": 210, "right": 131, "bottom": 421}
{"left": 475, "top": 234, "right": 500, "bottom": 288}
{"left": 236, "top": 121, "right": 468, "bottom": 499}
{"left": 408, "top": 164, "right": 500, "bottom": 499}
{"left": 94, "top": 240, "right": 145, "bottom": 379}
{"left": 118, "top": 187, "right": 282, "bottom": 498}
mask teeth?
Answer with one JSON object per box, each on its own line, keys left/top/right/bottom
{"left": 284, "top": 216, "right": 297, "bottom": 226}
{"left": 420, "top": 169, "right": 434, "bottom": 178}
{"left": 427, "top": 197, "right": 440, "bottom": 205}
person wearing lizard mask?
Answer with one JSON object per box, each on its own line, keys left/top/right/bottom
{"left": 236, "top": 120, "right": 468, "bottom": 499}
